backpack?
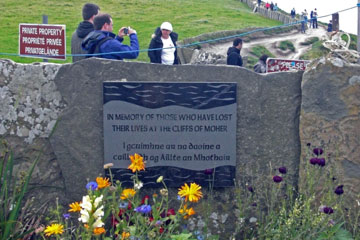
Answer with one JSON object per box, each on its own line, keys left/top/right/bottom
{"left": 82, "top": 31, "right": 112, "bottom": 58}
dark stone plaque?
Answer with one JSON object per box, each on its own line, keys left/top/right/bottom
{"left": 103, "top": 82, "right": 237, "bottom": 187}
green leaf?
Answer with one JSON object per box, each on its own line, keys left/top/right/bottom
{"left": 334, "top": 228, "right": 353, "bottom": 240}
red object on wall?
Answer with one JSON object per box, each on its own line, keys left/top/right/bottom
{"left": 266, "top": 58, "right": 310, "bottom": 73}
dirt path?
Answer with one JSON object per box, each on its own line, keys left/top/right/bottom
{"left": 203, "top": 26, "right": 329, "bottom": 60}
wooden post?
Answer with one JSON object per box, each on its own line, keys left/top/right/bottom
{"left": 42, "top": 15, "right": 48, "bottom": 62}
{"left": 358, "top": 0, "right": 360, "bottom": 51}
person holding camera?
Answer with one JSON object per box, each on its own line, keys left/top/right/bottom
{"left": 148, "top": 22, "right": 179, "bottom": 65}
{"left": 81, "top": 13, "right": 139, "bottom": 60}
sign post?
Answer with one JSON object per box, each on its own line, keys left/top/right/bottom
{"left": 19, "top": 23, "right": 66, "bottom": 60}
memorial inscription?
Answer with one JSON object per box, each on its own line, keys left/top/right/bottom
{"left": 103, "top": 82, "right": 237, "bottom": 187}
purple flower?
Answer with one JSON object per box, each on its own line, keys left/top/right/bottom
{"left": 155, "top": 220, "right": 162, "bottom": 226}
{"left": 251, "top": 202, "right": 257, "bottom": 207}
{"left": 318, "top": 158, "right": 326, "bottom": 167}
{"left": 247, "top": 186, "right": 254, "bottom": 193}
{"left": 134, "top": 204, "right": 152, "bottom": 214}
{"left": 313, "top": 148, "right": 323, "bottom": 156}
{"left": 323, "top": 207, "right": 334, "bottom": 214}
{"left": 63, "top": 213, "right": 70, "bottom": 220}
{"left": 279, "top": 167, "right": 287, "bottom": 174}
{"left": 310, "top": 158, "right": 319, "bottom": 165}
{"left": 273, "top": 175, "right": 283, "bottom": 183}
{"left": 204, "top": 168, "right": 214, "bottom": 175}
{"left": 86, "top": 181, "right": 98, "bottom": 190}
{"left": 334, "top": 185, "right": 344, "bottom": 195}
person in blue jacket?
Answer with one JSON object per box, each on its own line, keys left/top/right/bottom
{"left": 82, "top": 13, "right": 139, "bottom": 60}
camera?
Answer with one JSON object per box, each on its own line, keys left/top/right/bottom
{"left": 123, "top": 28, "right": 129, "bottom": 34}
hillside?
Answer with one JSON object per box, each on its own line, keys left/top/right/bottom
{"left": 0, "top": 0, "right": 281, "bottom": 64}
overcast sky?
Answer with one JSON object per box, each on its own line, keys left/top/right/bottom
{"left": 272, "top": 0, "right": 358, "bottom": 34}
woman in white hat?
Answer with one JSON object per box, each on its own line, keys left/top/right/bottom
{"left": 148, "top": 22, "right": 179, "bottom": 65}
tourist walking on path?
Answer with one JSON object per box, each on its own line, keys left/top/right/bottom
{"left": 313, "top": 8, "right": 318, "bottom": 28}
{"left": 71, "top": 3, "right": 100, "bottom": 62}
{"left": 254, "top": 55, "right": 268, "bottom": 73}
{"left": 227, "top": 38, "right": 243, "bottom": 67}
{"left": 273, "top": 3, "right": 278, "bottom": 11}
{"left": 301, "top": 10, "right": 308, "bottom": 34}
{"left": 81, "top": 13, "right": 139, "bottom": 60}
{"left": 291, "top": 8, "right": 296, "bottom": 18}
{"left": 270, "top": 2, "right": 274, "bottom": 11}
{"left": 309, "top": 10, "right": 313, "bottom": 28}
{"left": 258, "top": 0, "right": 261, "bottom": 7}
{"left": 265, "top": 2, "right": 270, "bottom": 10}
{"left": 148, "top": 22, "right": 179, "bottom": 65}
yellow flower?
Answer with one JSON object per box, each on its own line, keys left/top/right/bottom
{"left": 44, "top": 223, "right": 64, "bottom": 236}
{"left": 179, "top": 205, "right": 196, "bottom": 219}
{"left": 68, "top": 201, "right": 81, "bottom": 212}
{"left": 93, "top": 227, "right": 106, "bottom": 235}
{"left": 178, "top": 183, "right": 203, "bottom": 202}
{"left": 96, "top": 177, "right": 111, "bottom": 189}
{"left": 156, "top": 176, "right": 163, "bottom": 183}
{"left": 122, "top": 231, "right": 130, "bottom": 239}
{"left": 120, "top": 188, "right": 136, "bottom": 200}
{"left": 128, "top": 153, "right": 145, "bottom": 172}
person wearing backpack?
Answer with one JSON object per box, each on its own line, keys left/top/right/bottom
{"left": 82, "top": 13, "right": 139, "bottom": 60}
{"left": 71, "top": 3, "right": 100, "bottom": 62}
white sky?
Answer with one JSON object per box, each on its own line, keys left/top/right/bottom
{"left": 272, "top": 0, "right": 358, "bottom": 34}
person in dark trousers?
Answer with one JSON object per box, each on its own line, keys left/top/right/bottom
{"left": 254, "top": 54, "right": 268, "bottom": 73}
{"left": 270, "top": 2, "right": 274, "bottom": 11}
{"left": 327, "top": 20, "right": 333, "bottom": 32}
{"left": 71, "top": 3, "right": 100, "bottom": 62}
{"left": 226, "top": 38, "right": 243, "bottom": 67}
{"left": 291, "top": 8, "right": 296, "bottom": 19}
{"left": 258, "top": 0, "right": 261, "bottom": 7}
{"left": 313, "top": 8, "right": 318, "bottom": 28}
{"left": 309, "top": 10, "right": 313, "bottom": 28}
{"left": 148, "top": 22, "right": 179, "bottom": 65}
{"left": 81, "top": 13, "right": 139, "bottom": 60}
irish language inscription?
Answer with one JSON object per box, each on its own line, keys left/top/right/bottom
{"left": 103, "top": 82, "right": 237, "bottom": 187}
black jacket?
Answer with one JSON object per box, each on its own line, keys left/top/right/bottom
{"left": 71, "top": 21, "right": 94, "bottom": 62}
{"left": 226, "top": 47, "right": 243, "bottom": 67}
{"left": 148, "top": 27, "right": 179, "bottom": 64}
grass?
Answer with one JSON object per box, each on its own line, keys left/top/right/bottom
{"left": 300, "top": 37, "right": 319, "bottom": 46}
{"left": 0, "top": 0, "right": 281, "bottom": 64}
{"left": 300, "top": 40, "right": 330, "bottom": 60}
{"left": 249, "top": 45, "right": 275, "bottom": 58}
{"left": 278, "top": 40, "right": 295, "bottom": 52}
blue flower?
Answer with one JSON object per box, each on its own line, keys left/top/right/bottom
{"left": 63, "top": 213, "right": 70, "bottom": 220}
{"left": 334, "top": 185, "right": 344, "bottom": 195}
{"left": 177, "top": 195, "right": 184, "bottom": 201}
{"left": 134, "top": 204, "right": 151, "bottom": 214}
{"left": 86, "top": 181, "right": 98, "bottom": 190}
{"left": 279, "top": 167, "right": 287, "bottom": 174}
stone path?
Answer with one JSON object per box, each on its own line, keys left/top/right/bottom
{"left": 203, "top": 25, "right": 329, "bottom": 60}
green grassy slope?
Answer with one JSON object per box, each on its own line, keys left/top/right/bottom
{"left": 0, "top": 0, "right": 281, "bottom": 63}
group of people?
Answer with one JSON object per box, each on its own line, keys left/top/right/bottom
{"left": 300, "top": 8, "right": 319, "bottom": 33}
{"left": 71, "top": 3, "right": 179, "bottom": 65}
{"left": 257, "top": 0, "right": 278, "bottom": 11}
{"left": 72, "top": 3, "right": 267, "bottom": 73}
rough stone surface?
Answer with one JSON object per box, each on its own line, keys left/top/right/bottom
{"left": 300, "top": 58, "right": 360, "bottom": 200}
{"left": 49, "top": 58, "right": 302, "bottom": 204}
{"left": 1, "top": 58, "right": 303, "bottom": 238}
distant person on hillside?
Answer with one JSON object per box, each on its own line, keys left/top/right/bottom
{"left": 71, "top": 3, "right": 100, "bottom": 62}
{"left": 226, "top": 38, "right": 243, "bottom": 67}
{"left": 327, "top": 20, "right": 333, "bottom": 32}
{"left": 258, "top": 0, "right": 261, "bottom": 7}
{"left": 148, "top": 22, "right": 179, "bottom": 65}
{"left": 270, "top": 2, "right": 274, "bottom": 11}
{"left": 273, "top": 3, "right": 278, "bottom": 11}
{"left": 81, "top": 13, "right": 139, "bottom": 60}
{"left": 301, "top": 10, "right": 308, "bottom": 34}
{"left": 313, "top": 8, "right": 318, "bottom": 28}
{"left": 254, "top": 54, "right": 268, "bottom": 73}
{"left": 309, "top": 10, "right": 313, "bottom": 28}
{"left": 265, "top": 2, "right": 270, "bottom": 10}
{"left": 291, "top": 8, "right": 296, "bottom": 18}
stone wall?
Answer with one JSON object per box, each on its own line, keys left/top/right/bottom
{"left": 1, "top": 57, "right": 359, "bottom": 237}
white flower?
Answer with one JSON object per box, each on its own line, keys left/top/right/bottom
{"left": 249, "top": 217, "right": 257, "bottom": 223}
{"left": 79, "top": 209, "right": 90, "bottom": 223}
{"left": 134, "top": 182, "right": 143, "bottom": 190}
{"left": 93, "top": 205, "right": 104, "bottom": 219}
{"left": 156, "top": 176, "right": 163, "bottom": 183}
{"left": 93, "top": 217, "right": 104, "bottom": 228}
{"left": 80, "top": 195, "right": 92, "bottom": 212}
{"left": 94, "top": 195, "right": 103, "bottom": 208}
